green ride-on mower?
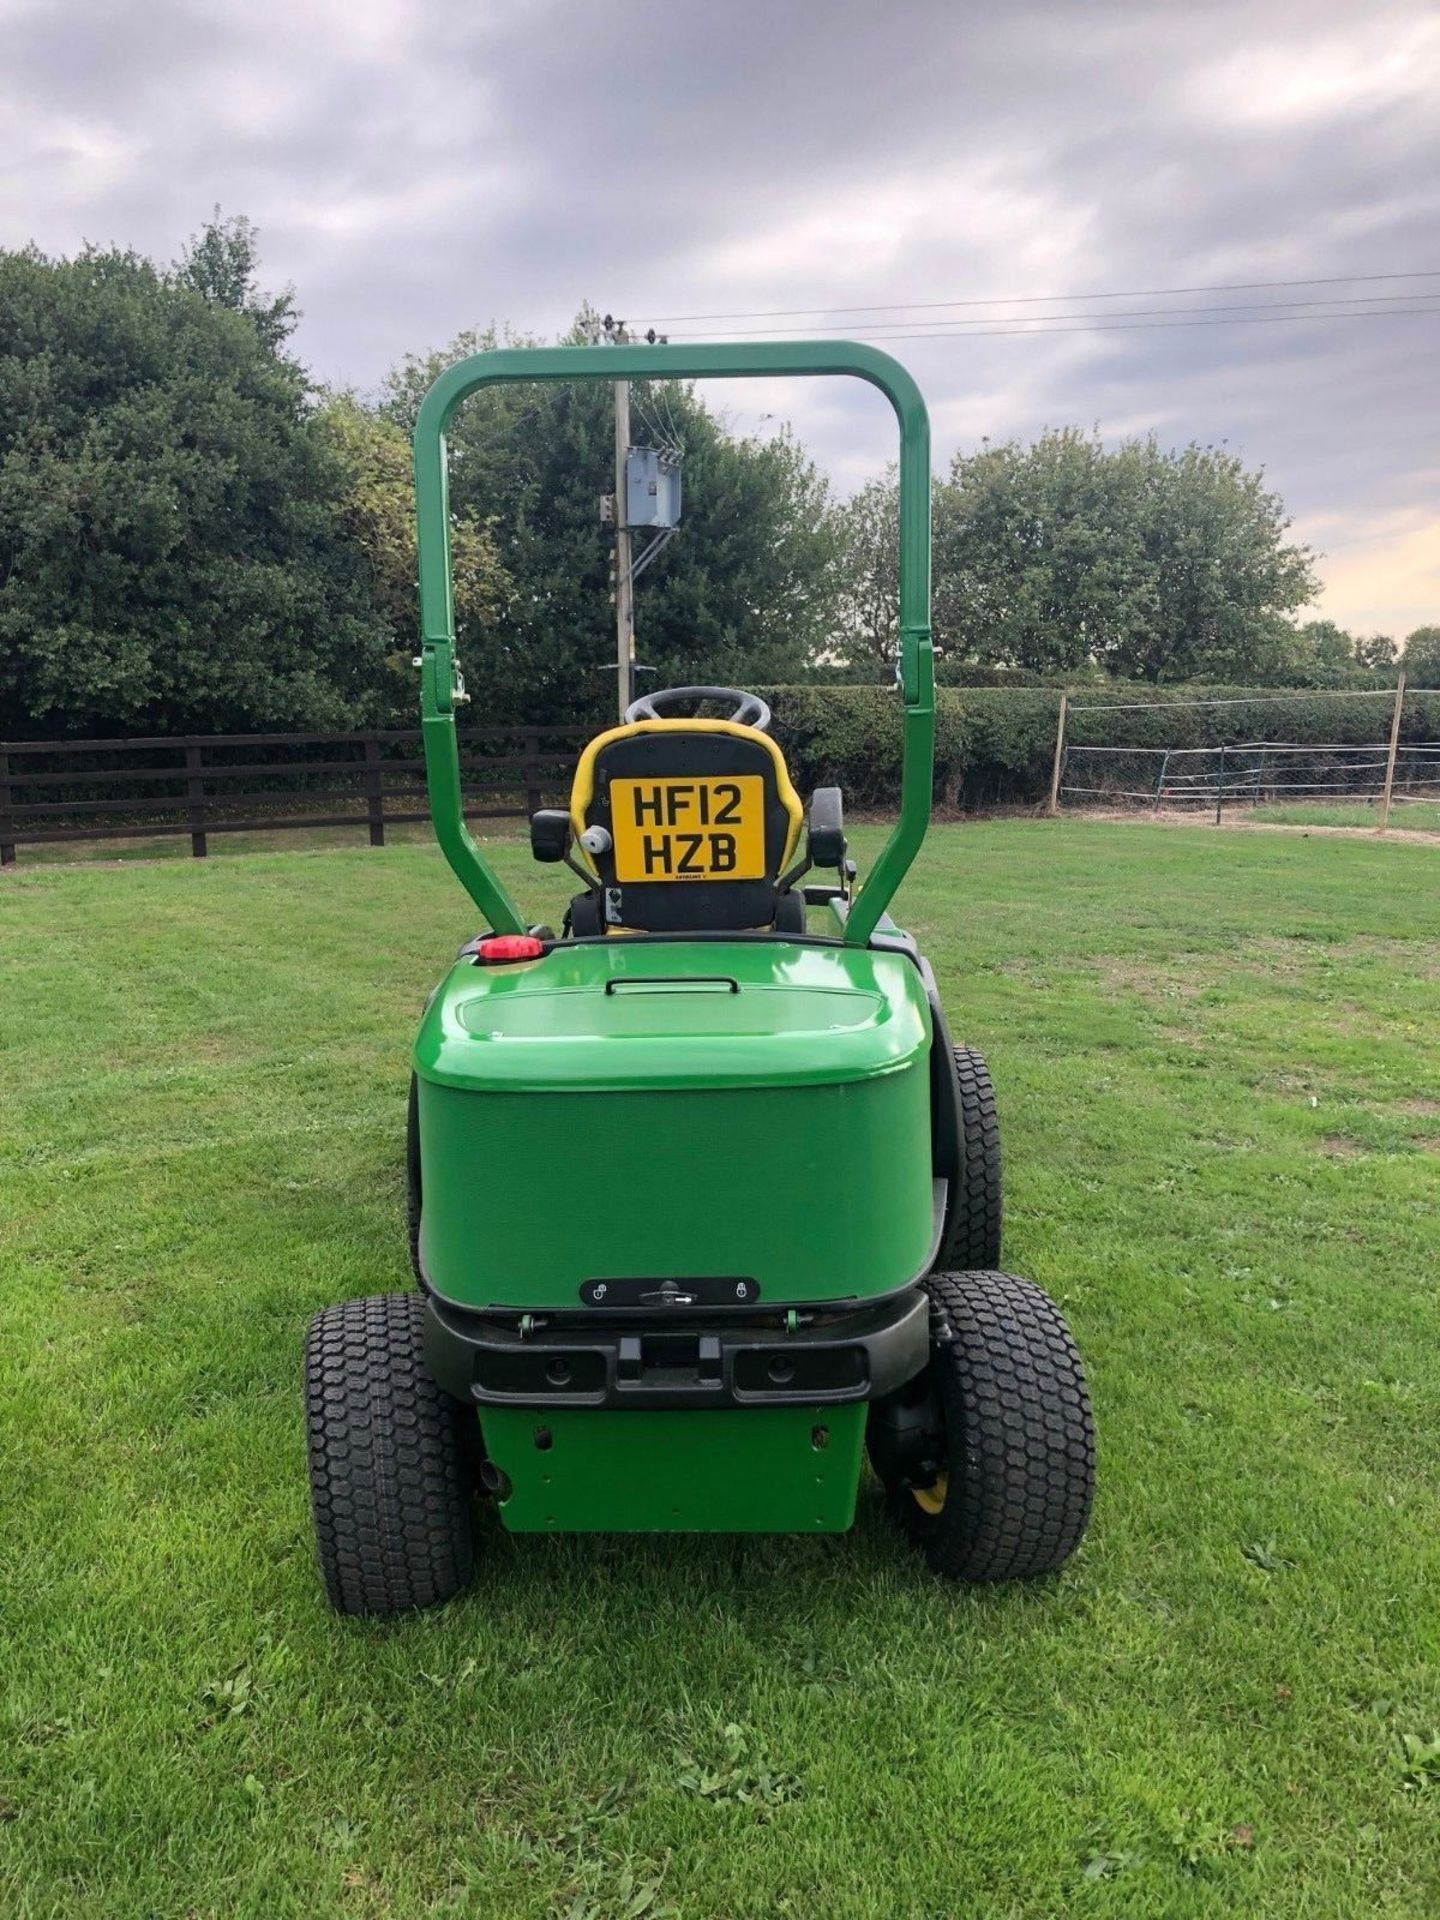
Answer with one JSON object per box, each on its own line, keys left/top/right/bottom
{"left": 304, "top": 341, "right": 1094, "bottom": 1615}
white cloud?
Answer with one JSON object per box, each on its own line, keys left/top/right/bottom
{"left": 1182, "top": 15, "right": 1440, "bottom": 131}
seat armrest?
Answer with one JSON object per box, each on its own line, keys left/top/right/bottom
{"left": 529, "top": 810, "right": 571, "bottom": 863}
{"left": 807, "top": 787, "right": 846, "bottom": 868}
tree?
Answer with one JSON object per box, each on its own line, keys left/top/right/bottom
{"left": 1292, "top": 619, "right": 1356, "bottom": 671}
{"left": 0, "top": 224, "right": 390, "bottom": 736}
{"left": 1259, "top": 622, "right": 1399, "bottom": 684}
{"left": 175, "top": 210, "right": 297, "bottom": 351}
{"left": 315, "top": 396, "right": 512, "bottom": 720}
{"left": 1355, "top": 632, "right": 1398, "bottom": 671}
{"left": 1272, "top": 618, "right": 1363, "bottom": 684}
{"left": 832, "top": 467, "right": 899, "bottom": 673}
{"left": 381, "top": 321, "right": 841, "bottom": 724}
{"left": 932, "top": 430, "right": 1316, "bottom": 682}
{"left": 1403, "top": 625, "right": 1440, "bottom": 681}
{"left": 933, "top": 431, "right": 1130, "bottom": 675}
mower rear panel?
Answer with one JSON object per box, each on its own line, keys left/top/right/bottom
{"left": 413, "top": 937, "right": 936, "bottom": 1313}
{"left": 478, "top": 1404, "right": 868, "bottom": 1532}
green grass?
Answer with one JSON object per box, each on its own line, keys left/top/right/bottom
{"left": 3, "top": 822, "right": 1439, "bottom": 1918}
{"left": 1246, "top": 799, "right": 1440, "bottom": 833}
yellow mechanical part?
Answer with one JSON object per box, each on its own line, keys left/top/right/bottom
{"left": 568, "top": 718, "right": 803, "bottom": 877}
{"left": 911, "top": 1472, "right": 948, "bottom": 1516}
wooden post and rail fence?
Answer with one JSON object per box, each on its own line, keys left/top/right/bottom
{"left": 0, "top": 725, "right": 589, "bottom": 866}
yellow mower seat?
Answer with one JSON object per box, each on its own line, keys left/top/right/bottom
{"left": 568, "top": 719, "right": 804, "bottom": 934}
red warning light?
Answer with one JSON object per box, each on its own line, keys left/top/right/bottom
{"left": 474, "top": 935, "right": 546, "bottom": 964}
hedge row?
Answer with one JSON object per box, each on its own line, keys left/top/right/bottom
{"left": 757, "top": 684, "right": 1440, "bottom": 809}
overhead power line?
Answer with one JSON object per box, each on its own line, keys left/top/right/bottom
{"left": 662, "top": 292, "right": 1440, "bottom": 340}
{"left": 665, "top": 306, "right": 1440, "bottom": 344}
{"left": 639, "top": 269, "right": 1440, "bottom": 326}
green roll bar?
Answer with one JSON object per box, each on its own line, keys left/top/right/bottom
{"left": 413, "top": 340, "right": 932, "bottom": 946}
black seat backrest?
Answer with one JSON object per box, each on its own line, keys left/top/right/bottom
{"left": 569, "top": 720, "right": 803, "bottom": 932}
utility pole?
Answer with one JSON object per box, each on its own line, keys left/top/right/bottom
{"left": 599, "top": 314, "right": 637, "bottom": 722}
{"left": 600, "top": 313, "right": 678, "bottom": 722}
{"left": 613, "top": 365, "right": 635, "bottom": 721}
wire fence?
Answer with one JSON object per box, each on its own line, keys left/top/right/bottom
{"left": 1053, "top": 680, "right": 1440, "bottom": 829}
{"left": 1061, "top": 740, "right": 1440, "bottom": 818}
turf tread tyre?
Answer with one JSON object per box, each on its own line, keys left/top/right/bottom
{"left": 896, "top": 1270, "right": 1093, "bottom": 1582}
{"left": 305, "top": 1292, "right": 475, "bottom": 1616}
{"left": 937, "top": 1048, "right": 1003, "bottom": 1271}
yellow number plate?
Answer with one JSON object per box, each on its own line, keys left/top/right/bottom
{"left": 609, "top": 776, "right": 766, "bottom": 882}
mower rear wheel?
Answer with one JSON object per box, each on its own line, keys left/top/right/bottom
{"left": 305, "top": 1292, "right": 476, "bottom": 1616}
{"left": 879, "top": 1270, "right": 1094, "bottom": 1582}
{"left": 936, "top": 1048, "right": 1002, "bottom": 1271}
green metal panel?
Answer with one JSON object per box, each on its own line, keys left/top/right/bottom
{"left": 413, "top": 938, "right": 936, "bottom": 1309}
{"left": 414, "top": 938, "right": 931, "bottom": 1092}
{"left": 411, "top": 341, "right": 932, "bottom": 944}
{"left": 480, "top": 1404, "right": 867, "bottom": 1532}
{"left": 418, "top": 1074, "right": 932, "bottom": 1308}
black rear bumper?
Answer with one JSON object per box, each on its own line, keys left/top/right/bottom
{"left": 423, "top": 1287, "right": 928, "bottom": 1412}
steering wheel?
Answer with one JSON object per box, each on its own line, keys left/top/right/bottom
{"left": 624, "top": 685, "right": 772, "bottom": 733}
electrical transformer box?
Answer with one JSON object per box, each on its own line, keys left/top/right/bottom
{"left": 625, "top": 447, "right": 682, "bottom": 529}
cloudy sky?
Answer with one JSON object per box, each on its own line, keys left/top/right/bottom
{"left": 5, "top": 0, "right": 1437, "bottom": 635}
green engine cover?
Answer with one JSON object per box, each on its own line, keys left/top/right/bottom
{"left": 413, "top": 938, "right": 935, "bottom": 1312}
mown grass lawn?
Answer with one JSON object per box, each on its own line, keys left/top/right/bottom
{"left": 1246, "top": 800, "right": 1440, "bottom": 834}
{"left": 2, "top": 822, "right": 1438, "bottom": 1919}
